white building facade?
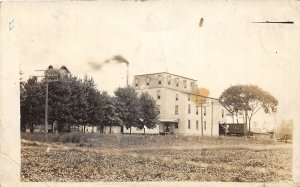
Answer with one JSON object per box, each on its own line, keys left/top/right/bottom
{"left": 126, "top": 72, "right": 229, "bottom": 136}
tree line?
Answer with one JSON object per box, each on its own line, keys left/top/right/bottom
{"left": 219, "top": 84, "right": 278, "bottom": 133}
{"left": 20, "top": 75, "right": 159, "bottom": 133}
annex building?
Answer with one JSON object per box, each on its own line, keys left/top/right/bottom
{"left": 123, "top": 72, "right": 229, "bottom": 136}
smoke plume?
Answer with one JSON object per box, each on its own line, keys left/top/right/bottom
{"left": 88, "top": 55, "right": 129, "bottom": 71}
{"left": 105, "top": 55, "right": 129, "bottom": 64}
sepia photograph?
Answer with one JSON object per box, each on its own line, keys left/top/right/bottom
{"left": 1, "top": 0, "right": 300, "bottom": 186}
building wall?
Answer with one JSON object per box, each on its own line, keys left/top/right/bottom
{"left": 103, "top": 126, "right": 121, "bottom": 134}
{"left": 123, "top": 125, "right": 160, "bottom": 134}
{"left": 182, "top": 97, "right": 227, "bottom": 137}
{"left": 134, "top": 72, "right": 229, "bottom": 137}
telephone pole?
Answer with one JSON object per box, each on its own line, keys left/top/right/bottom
{"left": 45, "top": 77, "right": 49, "bottom": 134}
{"left": 35, "top": 69, "right": 58, "bottom": 134}
{"left": 211, "top": 99, "right": 214, "bottom": 137}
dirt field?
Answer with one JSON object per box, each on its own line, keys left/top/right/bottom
{"left": 21, "top": 133, "right": 292, "bottom": 182}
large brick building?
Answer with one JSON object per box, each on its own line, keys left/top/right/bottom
{"left": 124, "top": 72, "right": 229, "bottom": 136}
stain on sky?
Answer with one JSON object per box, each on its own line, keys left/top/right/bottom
{"left": 191, "top": 87, "right": 210, "bottom": 106}
{"left": 199, "top": 18, "right": 204, "bottom": 27}
{"left": 88, "top": 55, "right": 129, "bottom": 71}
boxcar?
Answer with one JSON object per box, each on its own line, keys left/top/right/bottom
{"left": 226, "top": 123, "right": 246, "bottom": 136}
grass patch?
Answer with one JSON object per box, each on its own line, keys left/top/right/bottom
{"left": 21, "top": 132, "right": 280, "bottom": 148}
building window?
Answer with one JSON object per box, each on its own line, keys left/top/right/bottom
{"left": 175, "top": 105, "right": 179, "bottom": 115}
{"left": 196, "top": 120, "right": 199, "bottom": 130}
{"left": 204, "top": 107, "right": 206, "bottom": 116}
{"left": 176, "top": 78, "right": 179, "bottom": 87}
{"left": 188, "top": 94, "right": 190, "bottom": 101}
{"left": 158, "top": 75, "right": 162, "bottom": 85}
{"left": 196, "top": 107, "right": 198, "bottom": 115}
{"left": 188, "top": 120, "right": 191, "bottom": 129}
{"left": 188, "top": 104, "right": 191, "bottom": 114}
{"left": 146, "top": 76, "right": 150, "bottom": 85}
{"left": 157, "top": 105, "right": 160, "bottom": 114}
{"left": 167, "top": 76, "right": 171, "bottom": 85}
{"left": 222, "top": 109, "right": 224, "bottom": 117}
{"left": 157, "top": 90, "right": 160, "bottom": 99}
{"left": 183, "top": 80, "right": 187, "bottom": 88}
{"left": 204, "top": 121, "right": 206, "bottom": 130}
{"left": 135, "top": 78, "right": 139, "bottom": 87}
{"left": 191, "top": 82, "right": 194, "bottom": 89}
{"left": 175, "top": 123, "right": 178, "bottom": 129}
{"left": 176, "top": 94, "right": 178, "bottom": 101}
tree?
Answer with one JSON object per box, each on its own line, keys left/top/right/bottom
{"left": 114, "top": 87, "right": 141, "bottom": 134}
{"left": 20, "top": 77, "right": 45, "bottom": 132}
{"left": 68, "top": 76, "right": 88, "bottom": 127}
{"left": 219, "top": 84, "right": 278, "bottom": 132}
{"left": 139, "top": 93, "right": 159, "bottom": 131}
{"left": 82, "top": 75, "right": 99, "bottom": 131}
{"left": 68, "top": 74, "right": 105, "bottom": 132}
{"left": 99, "top": 95, "right": 123, "bottom": 134}
{"left": 20, "top": 73, "right": 108, "bottom": 133}
{"left": 47, "top": 78, "right": 72, "bottom": 132}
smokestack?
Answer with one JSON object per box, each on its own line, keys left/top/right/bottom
{"left": 126, "top": 63, "right": 129, "bottom": 87}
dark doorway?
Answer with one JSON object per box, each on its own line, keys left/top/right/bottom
{"left": 219, "top": 123, "right": 225, "bottom": 136}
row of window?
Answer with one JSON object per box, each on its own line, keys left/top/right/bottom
{"left": 156, "top": 105, "right": 179, "bottom": 115}
{"left": 175, "top": 105, "right": 204, "bottom": 116}
{"left": 156, "top": 91, "right": 209, "bottom": 105}
{"left": 135, "top": 76, "right": 196, "bottom": 89}
{"left": 154, "top": 90, "right": 224, "bottom": 117}
{"left": 175, "top": 105, "right": 224, "bottom": 117}
{"left": 188, "top": 120, "right": 207, "bottom": 130}
{"left": 188, "top": 104, "right": 206, "bottom": 115}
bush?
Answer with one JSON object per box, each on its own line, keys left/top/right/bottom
{"left": 21, "top": 132, "right": 89, "bottom": 143}
{"left": 57, "top": 132, "right": 89, "bottom": 143}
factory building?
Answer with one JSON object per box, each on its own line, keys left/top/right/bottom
{"left": 123, "top": 72, "right": 229, "bottom": 136}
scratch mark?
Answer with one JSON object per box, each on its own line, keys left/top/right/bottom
{"left": 0, "top": 150, "right": 20, "bottom": 167}
{"left": 252, "top": 21, "right": 294, "bottom": 24}
{"left": 9, "top": 19, "right": 14, "bottom": 31}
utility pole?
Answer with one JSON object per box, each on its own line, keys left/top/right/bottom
{"left": 45, "top": 78, "right": 49, "bottom": 134}
{"left": 200, "top": 101, "right": 203, "bottom": 137}
{"left": 211, "top": 99, "right": 214, "bottom": 137}
{"left": 35, "top": 69, "right": 58, "bottom": 134}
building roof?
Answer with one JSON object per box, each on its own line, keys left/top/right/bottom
{"left": 134, "top": 72, "right": 197, "bottom": 81}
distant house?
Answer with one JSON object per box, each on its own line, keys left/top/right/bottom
{"left": 45, "top": 65, "right": 71, "bottom": 81}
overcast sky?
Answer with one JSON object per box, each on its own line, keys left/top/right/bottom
{"left": 3, "top": 1, "right": 300, "bottom": 128}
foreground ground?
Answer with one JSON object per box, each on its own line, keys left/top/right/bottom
{"left": 21, "top": 133, "right": 292, "bottom": 182}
